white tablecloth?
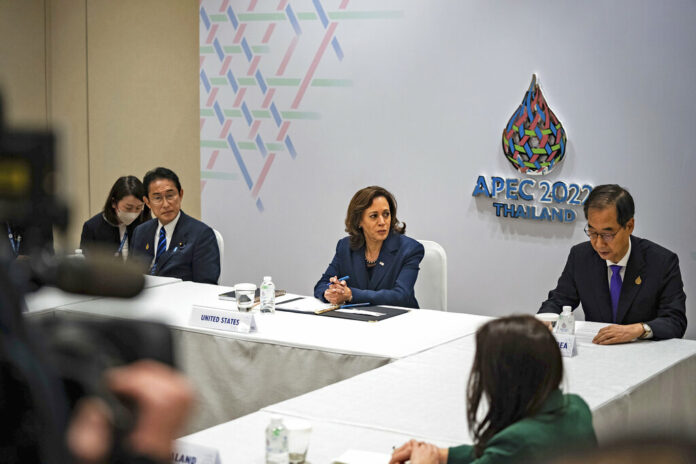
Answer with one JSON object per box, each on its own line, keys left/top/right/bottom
{"left": 261, "top": 321, "right": 696, "bottom": 444}
{"left": 33, "top": 281, "right": 489, "bottom": 432}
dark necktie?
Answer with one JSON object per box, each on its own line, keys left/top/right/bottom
{"left": 151, "top": 227, "right": 167, "bottom": 274}
{"left": 609, "top": 265, "right": 622, "bottom": 323}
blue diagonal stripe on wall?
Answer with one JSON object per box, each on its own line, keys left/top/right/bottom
{"left": 226, "top": 6, "right": 238, "bottom": 29}
{"left": 200, "top": 70, "right": 211, "bottom": 93}
{"left": 285, "top": 4, "right": 302, "bottom": 35}
{"left": 200, "top": 7, "right": 210, "bottom": 30}
{"left": 313, "top": 0, "right": 329, "bottom": 28}
{"left": 227, "top": 134, "right": 253, "bottom": 189}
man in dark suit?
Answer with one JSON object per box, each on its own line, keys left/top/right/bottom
{"left": 130, "top": 167, "right": 220, "bottom": 284}
{"left": 539, "top": 184, "right": 686, "bottom": 344}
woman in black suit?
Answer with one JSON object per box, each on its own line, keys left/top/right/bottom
{"left": 80, "top": 176, "right": 149, "bottom": 258}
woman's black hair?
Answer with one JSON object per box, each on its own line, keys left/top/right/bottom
{"left": 467, "top": 315, "right": 563, "bottom": 457}
{"left": 102, "top": 176, "right": 149, "bottom": 225}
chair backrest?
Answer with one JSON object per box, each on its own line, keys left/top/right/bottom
{"left": 213, "top": 228, "right": 224, "bottom": 284}
{"left": 414, "top": 240, "right": 447, "bottom": 311}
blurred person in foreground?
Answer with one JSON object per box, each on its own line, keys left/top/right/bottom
{"left": 390, "top": 315, "right": 597, "bottom": 464}
{"left": 314, "top": 186, "right": 424, "bottom": 308}
{"left": 80, "top": 176, "right": 150, "bottom": 259}
{"left": 130, "top": 167, "right": 220, "bottom": 284}
{"left": 538, "top": 184, "right": 686, "bottom": 344}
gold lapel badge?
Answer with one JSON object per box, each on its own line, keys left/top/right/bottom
{"left": 146, "top": 243, "right": 149, "bottom": 250}
{"left": 635, "top": 276, "right": 642, "bottom": 285}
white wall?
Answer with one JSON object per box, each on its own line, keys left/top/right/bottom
{"left": 200, "top": 0, "right": 696, "bottom": 339}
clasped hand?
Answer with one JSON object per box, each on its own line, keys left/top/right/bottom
{"left": 323, "top": 276, "right": 352, "bottom": 305}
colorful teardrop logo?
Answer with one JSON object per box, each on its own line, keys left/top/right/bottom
{"left": 502, "top": 75, "right": 567, "bottom": 175}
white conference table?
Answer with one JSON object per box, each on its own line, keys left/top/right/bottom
{"left": 179, "top": 321, "right": 696, "bottom": 462}
{"left": 27, "top": 280, "right": 490, "bottom": 432}
{"left": 258, "top": 321, "right": 696, "bottom": 445}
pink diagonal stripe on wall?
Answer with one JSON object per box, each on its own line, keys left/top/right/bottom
{"left": 291, "top": 22, "right": 338, "bottom": 109}
{"left": 339, "top": 0, "right": 349, "bottom": 9}
{"left": 276, "top": 121, "right": 290, "bottom": 141}
{"left": 206, "top": 150, "right": 220, "bottom": 169}
{"left": 247, "top": 56, "right": 261, "bottom": 76}
{"left": 233, "top": 88, "right": 247, "bottom": 107}
{"left": 277, "top": 0, "right": 288, "bottom": 10}
{"left": 219, "top": 0, "right": 229, "bottom": 12}
{"left": 206, "top": 87, "right": 219, "bottom": 107}
{"left": 233, "top": 24, "right": 247, "bottom": 44}
{"left": 220, "top": 56, "right": 232, "bottom": 75}
{"left": 247, "top": 0, "right": 258, "bottom": 11}
{"left": 219, "top": 119, "right": 232, "bottom": 138}
{"left": 276, "top": 36, "right": 299, "bottom": 76}
{"left": 248, "top": 120, "right": 262, "bottom": 140}
{"left": 251, "top": 153, "right": 276, "bottom": 197}
{"left": 206, "top": 24, "right": 218, "bottom": 44}
{"left": 262, "top": 23, "right": 276, "bottom": 43}
{"left": 262, "top": 89, "right": 276, "bottom": 109}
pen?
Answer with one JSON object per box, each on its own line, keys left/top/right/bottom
{"left": 337, "top": 275, "right": 350, "bottom": 282}
{"left": 340, "top": 302, "right": 371, "bottom": 309}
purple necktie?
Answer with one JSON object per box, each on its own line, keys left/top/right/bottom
{"left": 609, "top": 265, "right": 622, "bottom": 323}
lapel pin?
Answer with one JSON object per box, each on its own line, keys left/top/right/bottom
{"left": 635, "top": 276, "right": 642, "bottom": 285}
{"left": 379, "top": 261, "right": 384, "bottom": 266}
{"left": 179, "top": 242, "right": 183, "bottom": 247}
{"left": 146, "top": 243, "right": 149, "bottom": 250}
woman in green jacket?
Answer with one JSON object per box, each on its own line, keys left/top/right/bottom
{"left": 390, "top": 315, "right": 597, "bottom": 464}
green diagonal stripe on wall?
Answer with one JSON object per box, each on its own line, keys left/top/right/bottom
{"left": 223, "top": 46, "right": 242, "bottom": 54}
{"left": 266, "top": 78, "right": 301, "bottom": 86}
{"left": 297, "top": 12, "right": 317, "bottom": 20}
{"left": 311, "top": 79, "right": 353, "bottom": 87}
{"left": 201, "top": 140, "right": 228, "bottom": 148}
{"left": 328, "top": 11, "right": 403, "bottom": 19}
{"left": 238, "top": 142, "right": 257, "bottom": 150}
{"left": 266, "top": 143, "right": 284, "bottom": 151}
{"left": 237, "top": 13, "right": 286, "bottom": 21}
{"left": 201, "top": 171, "right": 238, "bottom": 180}
{"left": 223, "top": 109, "right": 242, "bottom": 117}
{"left": 252, "top": 110, "right": 271, "bottom": 118}
{"left": 252, "top": 45, "right": 270, "bottom": 54}
{"left": 280, "top": 111, "right": 321, "bottom": 120}
{"left": 238, "top": 77, "right": 256, "bottom": 86}
{"left": 210, "top": 77, "right": 227, "bottom": 85}
{"left": 200, "top": 109, "right": 214, "bottom": 116}
{"left": 200, "top": 46, "right": 214, "bottom": 54}
{"left": 209, "top": 14, "right": 227, "bottom": 21}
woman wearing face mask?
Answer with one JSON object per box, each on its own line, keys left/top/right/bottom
{"left": 80, "top": 176, "right": 150, "bottom": 259}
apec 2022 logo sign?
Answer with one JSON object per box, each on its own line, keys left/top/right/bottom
{"left": 472, "top": 75, "right": 592, "bottom": 223}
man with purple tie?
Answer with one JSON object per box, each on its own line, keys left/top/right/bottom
{"left": 539, "top": 185, "right": 686, "bottom": 344}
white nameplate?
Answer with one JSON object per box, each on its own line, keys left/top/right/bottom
{"left": 555, "top": 333, "right": 577, "bottom": 357}
{"left": 190, "top": 305, "right": 257, "bottom": 333}
{"left": 172, "top": 440, "right": 220, "bottom": 464}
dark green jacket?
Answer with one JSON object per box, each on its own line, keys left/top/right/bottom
{"left": 448, "top": 390, "right": 596, "bottom": 464}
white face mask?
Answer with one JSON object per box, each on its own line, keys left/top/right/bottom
{"left": 117, "top": 210, "right": 140, "bottom": 226}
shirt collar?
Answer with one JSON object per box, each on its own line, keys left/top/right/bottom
{"left": 605, "top": 235, "right": 631, "bottom": 268}
{"left": 158, "top": 211, "right": 181, "bottom": 239}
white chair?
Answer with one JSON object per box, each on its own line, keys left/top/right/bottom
{"left": 415, "top": 240, "right": 448, "bottom": 311}
{"left": 213, "top": 228, "right": 224, "bottom": 284}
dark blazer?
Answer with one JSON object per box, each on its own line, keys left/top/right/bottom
{"left": 447, "top": 390, "right": 596, "bottom": 464}
{"left": 539, "top": 235, "right": 687, "bottom": 340}
{"left": 130, "top": 211, "right": 220, "bottom": 284}
{"left": 79, "top": 213, "right": 145, "bottom": 256}
{"left": 314, "top": 232, "right": 424, "bottom": 308}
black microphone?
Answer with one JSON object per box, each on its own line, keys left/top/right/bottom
{"left": 31, "top": 252, "right": 146, "bottom": 298}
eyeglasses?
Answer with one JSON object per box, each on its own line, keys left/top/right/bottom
{"left": 584, "top": 224, "right": 619, "bottom": 243}
{"left": 149, "top": 192, "right": 179, "bottom": 205}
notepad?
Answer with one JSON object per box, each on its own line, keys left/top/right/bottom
{"left": 332, "top": 449, "right": 391, "bottom": 464}
{"left": 275, "top": 296, "right": 335, "bottom": 313}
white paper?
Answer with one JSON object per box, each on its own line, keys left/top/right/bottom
{"left": 335, "top": 308, "right": 386, "bottom": 317}
{"left": 332, "top": 449, "right": 392, "bottom": 464}
{"left": 172, "top": 440, "right": 220, "bottom": 464}
{"left": 275, "top": 296, "right": 334, "bottom": 313}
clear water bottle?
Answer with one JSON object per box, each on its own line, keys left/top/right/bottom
{"left": 260, "top": 276, "right": 276, "bottom": 313}
{"left": 556, "top": 305, "right": 575, "bottom": 334}
{"left": 265, "top": 416, "right": 289, "bottom": 464}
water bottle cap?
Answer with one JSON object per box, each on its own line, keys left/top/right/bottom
{"left": 562, "top": 305, "right": 572, "bottom": 314}
{"left": 264, "top": 276, "right": 272, "bottom": 281}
